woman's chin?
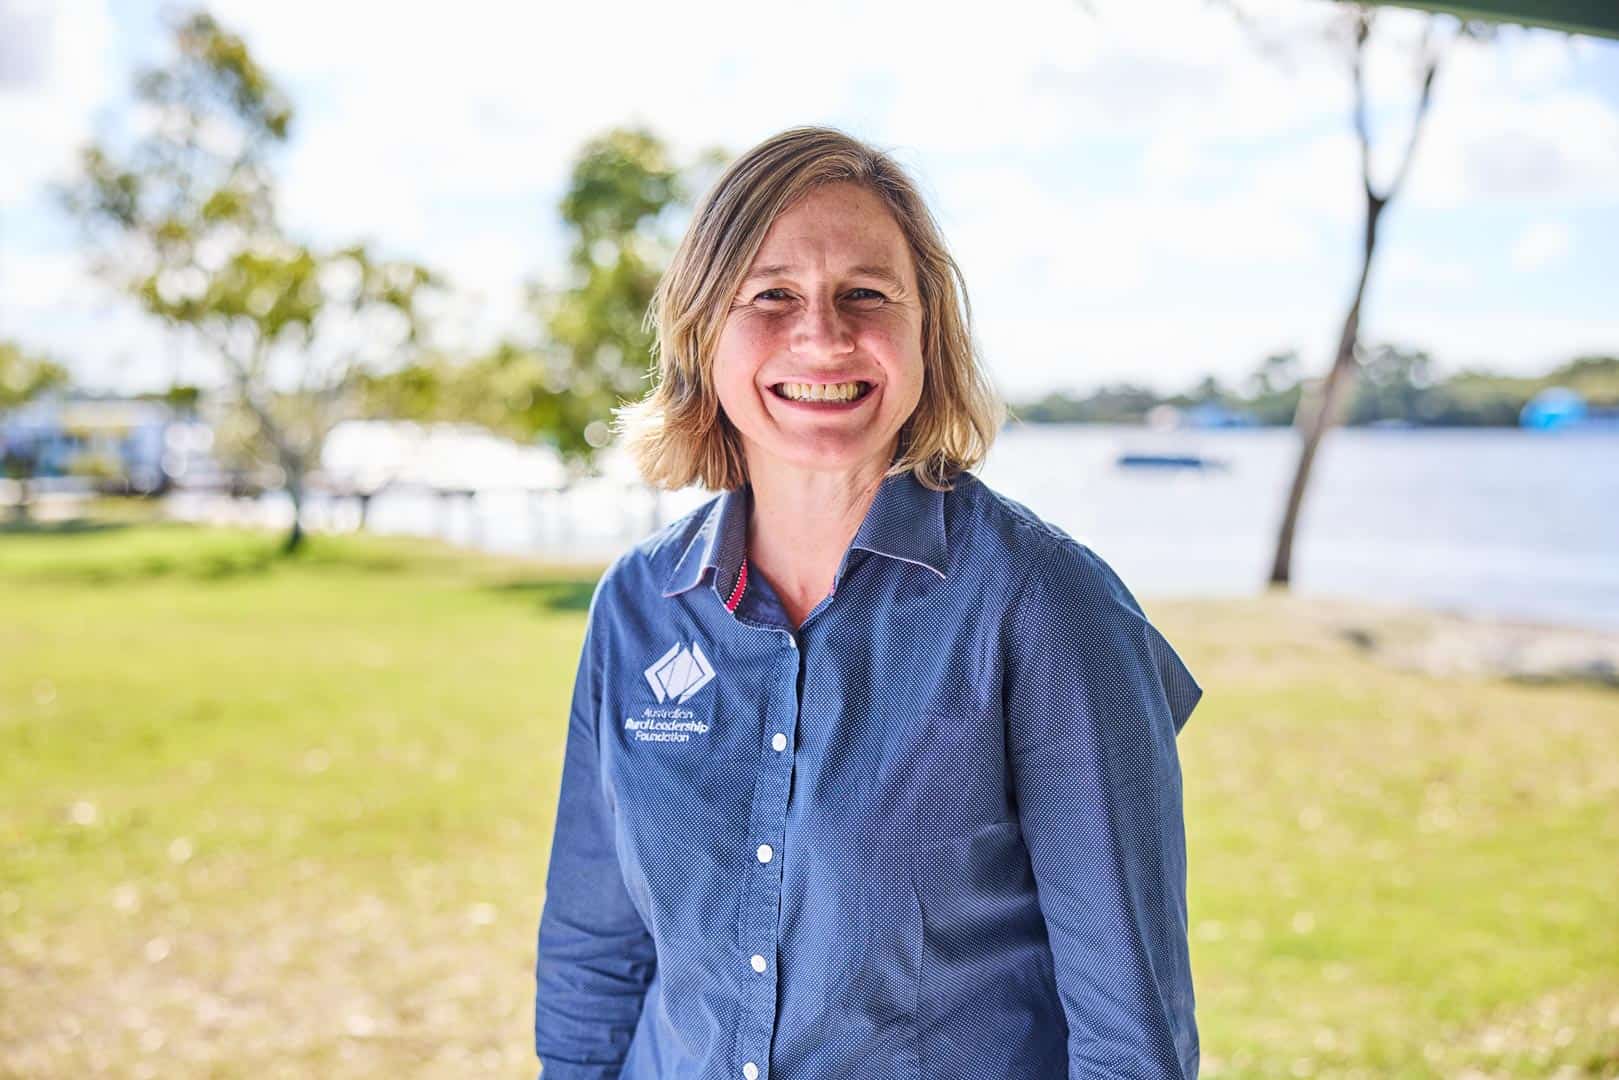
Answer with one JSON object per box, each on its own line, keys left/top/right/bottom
{"left": 747, "top": 433, "right": 900, "bottom": 478}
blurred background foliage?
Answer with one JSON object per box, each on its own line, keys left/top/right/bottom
{"left": 356, "top": 128, "right": 727, "bottom": 466}
{"left": 0, "top": 340, "right": 70, "bottom": 411}
{"left": 56, "top": 11, "right": 440, "bottom": 551}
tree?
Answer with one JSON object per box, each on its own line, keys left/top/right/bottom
{"left": 0, "top": 340, "right": 69, "bottom": 411}
{"left": 0, "top": 340, "right": 71, "bottom": 523}
{"left": 1246, "top": 350, "right": 1301, "bottom": 399}
{"left": 1214, "top": 4, "right": 1506, "bottom": 586}
{"left": 1346, "top": 342, "right": 1438, "bottom": 423}
{"left": 531, "top": 127, "right": 723, "bottom": 467}
{"left": 359, "top": 126, "right": 723, "bottom": 479}
{"left": 60, "top": 10, "right": 439, "bottom": 553}
{"left": 1235, "top": 350, "right": 1304, "bottom": 425}
{"left": 1183, "top": 374, "right": 1234, "bottom": 406}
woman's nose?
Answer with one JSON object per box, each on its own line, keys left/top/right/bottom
{"left": 790, "top": 296, "right": 855, "bottom": 356}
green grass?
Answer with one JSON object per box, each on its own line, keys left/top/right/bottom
{"left": 2, "top": 512, "right": 1616, "bottom": 1078}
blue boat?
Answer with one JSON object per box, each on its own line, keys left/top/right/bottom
{"left": 1115, "top": 452, "right": 1228, "bottom": 471}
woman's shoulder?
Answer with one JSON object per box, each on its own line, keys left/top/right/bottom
{"left": 948, "top": 472, "right": 1134, "bottom": 610}
{"left": 960, "top": 474, "right": 1203, "bottom": 731}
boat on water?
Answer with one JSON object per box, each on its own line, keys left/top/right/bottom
{"left": 1114, "top": 451, "right": 1229, "bottom": 471}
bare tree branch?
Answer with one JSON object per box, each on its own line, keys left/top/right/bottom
{"left": 1206, "top": 0, "right": 1303, "bottom": 73}
{"left": 1385, "top": 36, "right": 1447, "bottom": 200}
{"left": 1351, "top": 14, "right": 1376, "bottom": 203}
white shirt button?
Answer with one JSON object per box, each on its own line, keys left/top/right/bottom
{"left": 750, "top": 953, "right": 767, "bottom": 973}
{"left": 743, "top": 1063, "right": 760, "bottom": 1080}
{"left": 756, "top": 843, "right": 773, "bottom": 863}
{"left": 771, "top": 732, "right": 787, "bottom": 752}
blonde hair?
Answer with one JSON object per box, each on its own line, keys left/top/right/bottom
{"left": 611, "top": 125, "right": 1004, "bottom": 492}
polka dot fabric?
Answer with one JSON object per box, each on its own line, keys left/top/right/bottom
{"left": 534, "top": 469, "right": 1204, "bottom": 1080}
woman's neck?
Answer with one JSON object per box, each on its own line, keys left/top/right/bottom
{"left": 743, "top": 452, "right": 891, "bottom": 628}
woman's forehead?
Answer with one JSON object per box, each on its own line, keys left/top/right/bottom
{"left": 747, "top": 185, "right": 914, "bottom": 282}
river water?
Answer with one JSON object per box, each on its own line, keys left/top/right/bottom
{"left": 177, "top": 423, "right": 1619, "bottom": 633}
{"left": 974, "top": 424, "right": 1618, "bottom": 633}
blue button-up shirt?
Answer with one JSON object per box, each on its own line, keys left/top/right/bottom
{"left": 534, "top": 468, "right": 1204, "bottom": 1079}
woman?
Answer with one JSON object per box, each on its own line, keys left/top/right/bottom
{"left": 534, "top": 126, "right": 1204, "bottom": 1080}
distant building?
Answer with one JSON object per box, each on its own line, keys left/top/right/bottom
{"left": 0, "top": 393, "right": 215, "bottom": 494}
{"left": 1148, "top": 401, "right": 1258, "bottom": 429}
{"left": 1519, "top": 387, "right": 1619, "bottom": 431}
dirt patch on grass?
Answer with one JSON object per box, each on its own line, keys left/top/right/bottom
{"left": 1, "top": 871, "right": 543, "bottom": 1079}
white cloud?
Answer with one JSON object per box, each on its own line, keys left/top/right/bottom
{"left": 0, "top": 248, "right": 81, "bottom": 311}
{"left": 0, "top": 0, "right": 113, "bottom": 205}
{"left": 1, "top": 0, "right": 1614, "bottom": 396}
{"left": 0, "top": 0, "right": 52, "bottom": 89}
{"left": 1417, "top": 92, "right": 1619, "bottom": 203}
{"left": 1510, "top": 220, "right": 1572, "bottom": 271}
{"left": 1383, "top": 248, "right": 1477, "bottom": 289}
{"left": 1503, "top": 29, "right": 1581, "bottom": 86}
{"left": 1406, "top": 32, "right": 1619, "bottom": 206}
{"left": 982, "top": 303, "right": 1336, "bottom": 398}
{"left": 1367, "top": 310, "right": 1619, "bottom": 377}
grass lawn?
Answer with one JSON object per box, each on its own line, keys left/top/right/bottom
{"left": 2, "top": 511, "right": 1616, "bottom": 1078}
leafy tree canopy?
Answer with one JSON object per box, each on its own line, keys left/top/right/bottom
{"left": 59, "top": 9, "right": 440, "bottom": 550}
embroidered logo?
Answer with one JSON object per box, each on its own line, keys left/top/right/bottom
{"left": 643, "top": 641, "right": 716, "bottom": 704}
{"left": 628, "top": 641, "right": 715, "bottom": 744}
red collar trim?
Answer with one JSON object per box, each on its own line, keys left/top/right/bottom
{"left": 725, "top": 554, "right": 749, "bottom": 612}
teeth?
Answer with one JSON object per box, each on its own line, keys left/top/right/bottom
{"left": 776, "top": 381, "right": 867, "bottom": 402}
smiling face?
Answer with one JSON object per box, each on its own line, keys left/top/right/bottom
{"left": 711, "top": 181, "right": 926, "bottom": 483}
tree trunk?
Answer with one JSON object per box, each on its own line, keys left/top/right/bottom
{"left": 1268, "top": 196, "right": 1384, "bottom": 587}
{"left": 9, "top": 475, "right": 30, "bottom": 524}
{"left": 1264, "top": 12, "right": 1445, "bottom": 590}
{"left": 4, "top": 448, "right": 38, "bottom": 525}
{"left": 283, "top": 475, "right": 306, "bottom": 554}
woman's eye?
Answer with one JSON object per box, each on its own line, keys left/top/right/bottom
{"left": 748, "top": 287, "right": 885, "bottom": 305}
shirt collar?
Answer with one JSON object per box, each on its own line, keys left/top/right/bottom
{"left": 848, "top": 469, "right": 950, "bottom": 580}
{"left": 660, "top": 483, "right": 750, "bottom": 600}
{"left": 660, "top": 469, "right": 949, "bottom": 599}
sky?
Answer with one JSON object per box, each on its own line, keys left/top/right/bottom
{"left": 1, "top": 0, "right": 1616, "bottom": 402}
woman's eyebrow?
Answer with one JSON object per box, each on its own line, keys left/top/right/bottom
{"left": 740, "top": 264, "right": 794, "bottom": 286}
{"left": 740, "top": 263, "right": 907, "bottom": 290}
{"left": 848, "top": 264, "right": 907, "bottom": 291}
